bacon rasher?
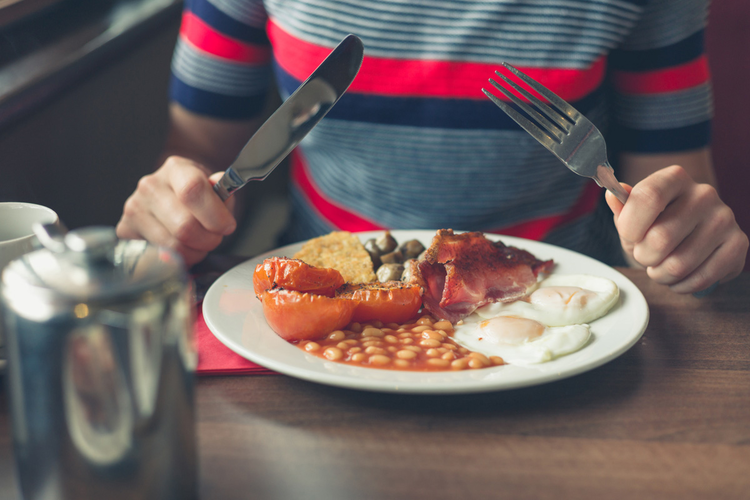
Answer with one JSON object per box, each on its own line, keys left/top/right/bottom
{"left": 409, "top": 229, "right": 553, "bottom": 322}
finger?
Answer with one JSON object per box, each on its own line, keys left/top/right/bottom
{"left": 150, "top": 189, "right": 225, "bottom": 253}
{"left": 645, "top": 217, "right": 721, "bottom": 285}
{"left": 164, "top": 159, "right": 236, "bottom": 236}
{"left": 604, "top": 183, "right": 632, "bottom": 218}
{"left": 667, "top": 229, "right": 749, "bottom": 294}
{"left": 629, "top": 185, "right": 706, "bottom": 268}
{"left": 615, "top": 166, "right": 692, "bottom": 244}
{"left": 208, "top": 171, "right": 237, "bottom": 214}
{"left": 119, "top": 210, "right": 208, "bottom": 266}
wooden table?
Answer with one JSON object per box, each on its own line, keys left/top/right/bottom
{"left": 2, "top": 268, "right": 749, "bottom": 499}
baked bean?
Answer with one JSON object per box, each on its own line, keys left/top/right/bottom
{"left": 369, "top": 354, "right": 390, "bottom": 365}
{"left": 422, "top": 330, "right": 443, "bottom": 341}
{"left": 324, "top": 347, "right": 343, "bottom": 361}
{"left": 468, "top": 358, "right": 485, "bottom": 369}
{"left": 419, "top": 339, "right": 441, "bottom": 348}
{"left": 362, "top": 327, "right": 384, "bottom": 337}
{"left": 490, "top": 356, "right": 505, "bottom": 366}
{"left": 351, "top": 353, "right": 367, "bottom": 363}
{"left": 451, "top": 358, "right": 470, "bottom": 370}
{"left": 396, "top": 350, "right": 417, "bottom": 360}
{"left": 327, "top": 330, "right": 346, "bottom": 341}
{"left": 433, "top": 320, "right": 453, "bottom": 331}
{"left": 296, "top": 315, "right": 505, "bottom": 372}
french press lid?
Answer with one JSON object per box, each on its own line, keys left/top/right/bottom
{"left": 1, "top": 224, "right": 186, "bottom": 319}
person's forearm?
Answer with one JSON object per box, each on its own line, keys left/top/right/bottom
{"left": 159, "top": 103, "right": 266, "bottom": 172}
{"left": 618, "top": 147, "right": 716, "bottom": 187}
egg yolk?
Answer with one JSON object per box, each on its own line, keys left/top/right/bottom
{"left": 529, "top": 286, "right": 593, "bottom": 309}
{"left": 479, "top": 316, "right": 546, "bottom": 345}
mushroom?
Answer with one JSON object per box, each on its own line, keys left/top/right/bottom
{"left": 398, "top": 239, "right": 425, "bottom": 260}
{"left": 377, "top": 263, "right": 404, "bottom": 282}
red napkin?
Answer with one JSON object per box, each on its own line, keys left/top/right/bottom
{"left": 195, "top": 302, "right": 276, "bottom": 376}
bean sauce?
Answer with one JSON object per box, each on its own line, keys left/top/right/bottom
{"left": 296, "top": 315, "right": 504, "bottom": 371}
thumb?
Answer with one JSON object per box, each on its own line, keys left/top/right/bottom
{"left": 604, "top": 183, "right": 633, "bottom": 220}
{"left": 207, "top": 171, "right": 237, "bottom": 213}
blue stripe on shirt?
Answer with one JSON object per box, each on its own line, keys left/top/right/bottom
{"left": 613, "top": 120, "right": 711, "bottom": 153}
{"left": 609, "top": 30, "right": 705, "bottom": 71}
{"left": 170, "top": 75, "right": 267, "bottom": 119}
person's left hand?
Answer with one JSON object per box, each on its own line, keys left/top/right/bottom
{"left": 605, "top": 165, "right": 748, "bottom": 294}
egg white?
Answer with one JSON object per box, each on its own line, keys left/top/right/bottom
{"left": 453, "top": 315, "right": 591, "bottom": 365}
{"left": 474, "top": 274, "right": 619, "bottom": 327}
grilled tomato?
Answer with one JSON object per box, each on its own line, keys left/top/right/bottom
{"left": 260, "top": 289, "right": 359, "bottom": 341}
{"left": 337, "top": 281, "right": 422, "bottom": 324}
{"left": 253, "top": 257, "right": 345, "bottom": 298}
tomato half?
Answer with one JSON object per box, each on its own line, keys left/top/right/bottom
{"left": 253, "top": 257, "right": 345, "bottom": 298}
{"left": 260, "top": 289, "right": 359, "bottom": 341}
{"left": 337, "top": 281, "right": 422, "bottom": 324}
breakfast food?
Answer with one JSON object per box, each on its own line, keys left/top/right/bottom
{"left": 253, "top": 229, "right": 620, "bottom": 370}
{"left": 474, "top": 274, "right": 620, "bottom": 326}
{"left": 259, "top": 289, "right": 358, "bottom": 342}
{"left": 253, "top": 257, "right": 345, "bottom": 298}
{"left": 452, "top": 316, "right": 591, "bottom": 365}
{"left": 336, "top": 281, "right": 422, "bottom": 324}
{"left": 253, "top": 257, "right": 423, "bottom": 341}
{"left": 298, "top": 314, "right": 505, "bottom": 371}
{"left": 408, "top": 229, "right": 554, "bottom": 322}
{"left": 292, "top": 231, "right": 377, "bottom": 283}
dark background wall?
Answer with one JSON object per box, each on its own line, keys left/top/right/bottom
{"left": 706, "top": 0, "right": 750, "bottom": 272}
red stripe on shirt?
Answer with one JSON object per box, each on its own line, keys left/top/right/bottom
{"left": 267, "top": 19, "right": 606, "bottom": 102}
{"left": 612, "top": 56, "right": 710, "bottom": 95}
{"left": 181, "top": 11, "right": 271, "bottom": 64}
{"left": 291, "top": 152, "right": 385, "bottom": 232}
{"left": 292, "top": 151, "right": 602, "bottom": 241}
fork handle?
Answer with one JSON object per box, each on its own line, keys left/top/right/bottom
{"left": 595, "top": 163, "right": 629, "bottom": 204}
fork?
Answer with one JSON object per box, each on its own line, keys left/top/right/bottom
{"left": 482, "top": 62, "right": 629, "bottom": 204}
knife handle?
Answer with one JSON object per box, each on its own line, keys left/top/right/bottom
{"left": 213, "top": 168, "right": 246, "bottom": 201}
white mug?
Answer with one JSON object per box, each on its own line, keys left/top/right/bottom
{"left": 0, "top": 202, "right": 59, "bottom": 349}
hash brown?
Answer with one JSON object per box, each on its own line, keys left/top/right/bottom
{"left": 292, "top": 231, "right": 377, "bottom": 283}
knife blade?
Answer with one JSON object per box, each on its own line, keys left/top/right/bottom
{"left": 213, "top": 34, "right": 364, "bottom": 200}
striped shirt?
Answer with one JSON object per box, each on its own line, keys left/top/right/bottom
{"left": 170, "top": 0, "right": 713, "bottom": 264}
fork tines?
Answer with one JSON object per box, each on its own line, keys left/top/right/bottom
{"left": 482, "top": 62, "right": 580, "bottom": 146}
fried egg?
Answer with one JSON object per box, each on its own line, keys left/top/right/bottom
{"left": 474, "top": 274, "right": 619, "bottom": 327}
{"left": 453, "top": 315, "right": 591, "bottom": 365}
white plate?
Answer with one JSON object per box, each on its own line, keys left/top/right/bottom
{"left": 203, "top": 230, "right": 649, "bottom": 394}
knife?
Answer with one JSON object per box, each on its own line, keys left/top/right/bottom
{"left": 213, "top": 34, "right": 364, "bottom": 200}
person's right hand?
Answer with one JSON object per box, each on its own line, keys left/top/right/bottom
{"left": 116, "top": 156, "right": 237, "bottom": 266}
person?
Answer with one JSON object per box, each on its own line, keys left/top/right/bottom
{"left": 116, "top": 0, "right": 748, "bottom": 295}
